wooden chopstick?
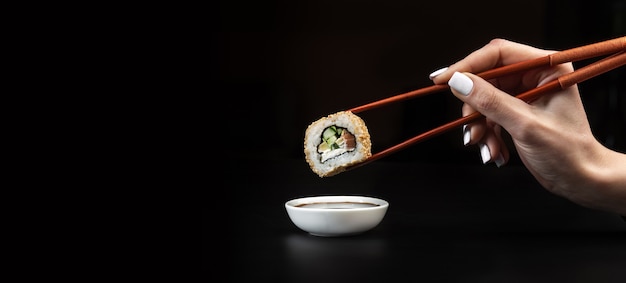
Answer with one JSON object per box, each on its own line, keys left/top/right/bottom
{"left": 344, "top": 47, "right": 626, "bottom": 172}
{"left": 349, "top": 37, "right": 626, "bottom": 114}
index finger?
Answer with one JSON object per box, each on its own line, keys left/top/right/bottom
{"left": 431, "top": 38, "right": 555, "bottom": 85}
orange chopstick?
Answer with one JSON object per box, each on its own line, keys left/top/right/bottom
{"left": 344, "top": 37, "right": 626, "bottom": 171}
{"left": 349, "top": 36, "right": 626, "bottom": 114}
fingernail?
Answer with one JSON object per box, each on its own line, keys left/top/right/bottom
{"left": 479, "top": 143, "right": 491, "bottom": 164}
{"left": 494, "top": 153, "right": 505, "bottom": 168}
{"left": 462, "top": 125, "right": 471, "bottom": 146}
{"left": 448, "top": 72, "right": 473, "bottom": 96}
{"left": 429, "top": 67, "right": 448, "bottom": 79}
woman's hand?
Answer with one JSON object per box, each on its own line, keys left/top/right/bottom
{"left": 430, "top": 38, "right": 626, "bottom": 215}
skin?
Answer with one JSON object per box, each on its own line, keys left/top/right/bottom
{"left": 431, "top": 38, "right": 626, "bottom": 215}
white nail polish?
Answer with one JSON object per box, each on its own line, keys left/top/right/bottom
{"left": 448, "top": 72, "right": 473, "bottom": 96}
{"left": 429, "top": 67, "right": 448, "bottom": 79}
{"left": 462, "top": 124, "right": 471, "bottom": 146}
{"left": 479, "top": 143, "right": 491, "bottom": 164}
{"left": 494, "top": 153, "right": 505, "bottom": 168}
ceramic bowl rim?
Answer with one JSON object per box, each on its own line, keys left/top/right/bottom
{"left": 285, "top": 195, "right": 389, "bottom": 211}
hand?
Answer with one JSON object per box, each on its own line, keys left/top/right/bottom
{"left": 430, "top": 38, "right": 626, "bottom": 215}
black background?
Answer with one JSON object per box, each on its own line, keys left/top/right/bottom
{"left": 212, "top": 1, "right": 626, "bottom": 281}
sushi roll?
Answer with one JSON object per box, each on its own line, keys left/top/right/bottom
{"left": 304, "top": 111, "right": 372, "bottom": 177}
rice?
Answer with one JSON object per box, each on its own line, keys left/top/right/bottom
{"left": 304, "top": 111, "right": 372, "bottom": 177}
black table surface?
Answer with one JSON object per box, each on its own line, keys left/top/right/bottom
{"left": 215, "top": 157, "right": 626, "bottom": 283}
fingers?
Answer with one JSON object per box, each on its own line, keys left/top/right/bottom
{"left": 462, "top": 104, "right": 486, "bottom": 146}
{"left": 427, "top": 38, "right": 559, "bottom": 166}
{"left": 449, "top": 71, "right": 524, "bottom": 167}
{"left": 478, "top": 124, "right": 508, "bottom": 167}
{"left": 494, "top": 125, "right": 509, "bottom": 166}
{"left": 448, "top": 71, "right": 530, "bottom": 133}
{"left": 462, "top": 104, "right": 508, "bottom": 167}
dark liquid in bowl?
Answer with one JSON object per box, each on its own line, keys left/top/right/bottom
{"left": 295, "top": 202, "right": 380, "bottom": 209}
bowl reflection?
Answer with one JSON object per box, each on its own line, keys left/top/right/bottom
{"left": 284, "top": 233, "right": 389, "bottom": 281}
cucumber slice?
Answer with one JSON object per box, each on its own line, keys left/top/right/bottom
{"left": 322, "top": 127, "right": 336, "bottom": 139}
{"left": 326, "top": 135, "right": 337, "bottom": 145}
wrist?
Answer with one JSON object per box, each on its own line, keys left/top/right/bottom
{"left": 583, "top": 144, "right": 626, "bottom": 215}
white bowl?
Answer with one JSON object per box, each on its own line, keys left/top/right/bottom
{"left": 285, "top": 195, "right": 389, "bottom": 237}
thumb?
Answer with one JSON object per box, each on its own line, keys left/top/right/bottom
{"left": 448, "top": 71, "right": 530, "bottom": 131}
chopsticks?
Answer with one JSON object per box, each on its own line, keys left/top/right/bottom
{"left": 344, "top": 36, "right": 626, "bottom": 171}
{"left": 349, "top": 37, "right": 626, "bottom": 113}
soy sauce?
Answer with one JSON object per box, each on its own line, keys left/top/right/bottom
{"left": 295, "top": 202, "right": 379, "bottom": 209}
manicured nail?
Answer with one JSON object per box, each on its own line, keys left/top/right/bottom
{"left": 429, "top": 67, "right": 448, "bottom": 79}
{"left": 462, "top": 125, "right": 471, "bottom": 146}
{"left": 479, "top": 143, "right": 491, "bottom": 164}
{"left": 448, "top": 72, "right": 473, "bottom": 96}
{"left": 494, "top": 153, "right": 505, "bottom": 168}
